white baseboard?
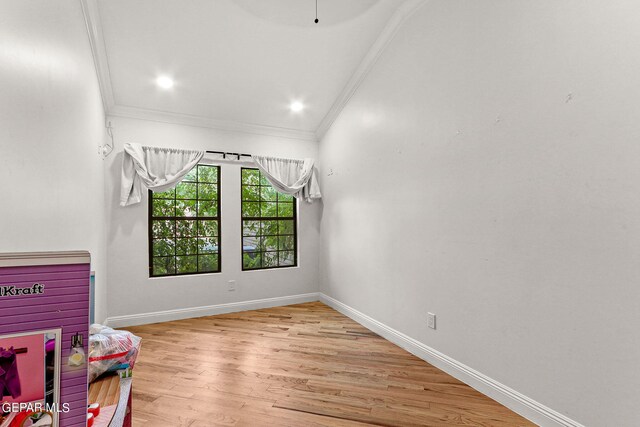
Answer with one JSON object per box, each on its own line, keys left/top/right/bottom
{"left": 105, "top": 292, "right": 320, "bottom": 328}
{"left": 104, "top": 290, "right": 583, "bottom": 426}
{"left": 319, "top": 293, "right": 585, "bottom": 427}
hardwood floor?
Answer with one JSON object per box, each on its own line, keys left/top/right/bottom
{"left": 124, "top": 302, "right": 535, "bottom": 427}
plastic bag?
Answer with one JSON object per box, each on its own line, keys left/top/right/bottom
{"left": 88, "top": 324, "right": 141, "bottom": 383}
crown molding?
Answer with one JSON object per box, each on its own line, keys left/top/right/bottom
{"left": 81, "top": 0, "right": 424, "bottom": 143}
{"left": 315, "top": 0, "right": 428, "bottom": 141}
{"left": 80, "top": 0, "right": 316, "bottom": 142}
{"left": 109, "top": 105, "right": 318, "bottom": 142}
{"left": 80, "top": 0, "right": 115, "bottom": 111}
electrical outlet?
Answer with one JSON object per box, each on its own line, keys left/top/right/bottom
{"left": 427, "top": 312, "right": 436, "bottom": 330}
{"left": 228, "top": 280, "right": 236, "bottom": 291}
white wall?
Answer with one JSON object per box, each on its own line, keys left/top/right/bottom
{"left": 104, "top": 117, "right": 320, "bottom": 320}
{"left": 0, "top": 0, "right": 108, "bottom": 321}
{"left": 319, "top": 1, "right": 640, "bottom": 426}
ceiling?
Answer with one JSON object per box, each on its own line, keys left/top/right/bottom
{"left": 83, "top": 0, "right": 422, "bottom": 140}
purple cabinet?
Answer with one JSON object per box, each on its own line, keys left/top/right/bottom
{"left": 0, "top": 251, "right": 90, "bottom": 427}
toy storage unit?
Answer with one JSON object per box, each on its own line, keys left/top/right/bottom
{"left": 0, "top": 251, "right": 91, "bottom": 427}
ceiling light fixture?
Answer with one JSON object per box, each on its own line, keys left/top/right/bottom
{"left": 156, "top": 75, "right": 174, "bottom": 89}
{"left": 290, "top": 101, "right": 304, "bottom": 112}
{"left": 314, "top": 0, "right": 319, "bottom": 23}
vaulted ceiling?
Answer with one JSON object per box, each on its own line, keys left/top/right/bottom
{"left": 82, "top": 0, "right": 424, "bottom": 141}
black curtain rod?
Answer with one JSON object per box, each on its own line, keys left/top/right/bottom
{"left": 206, "top": 150, "right": 252, "bottom": 160}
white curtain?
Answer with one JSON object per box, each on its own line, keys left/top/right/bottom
{"left": 252, "top": 155, "right": 322, "bottom": 203}
{"left": 120, "top": 143, "right": 204, "bottom": 206}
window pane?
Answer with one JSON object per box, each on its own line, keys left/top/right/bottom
{"left": 153, "top": 199, "right": 175, "bottom": 217}
{"left": 198, "top": 165, "right": 218, "bottom": 183}
{"left": 153, "top": 256, "right": 175, "bottom": 275}
{"left": 152, "top": 239, "right": 175, "bottom": 257}
{"left": 243, "top": 220, "right": 260, "bottom": 236}
{"left": 153, "top": 188, "right": 175, "bottom": 199}
{"left": 176, "top": 238, "right": 197, "bottom": 256}
{"left": 198, "top": 183, "right": 217, "bottom": 200}
{"left": 198, "top": 237, "right": 218, "bottom": 253}
{"left": 243, "top": 252, "right": 261, "bottom": 269}
{"left": 176, "top": 182, "right": 197, "bottom": 199}
{"left": 261, "top": 202, "right": 277, "bottom": 217}
{"left": 176, "top": 256, "right": 198, "bottom": 274}
{"left": 198, "top": 200, "right": 218, "bottom": 217}
{"left": 243, "top": 237, "right": 260, "bottom": 252}
{"left": 198, "top": 254, "right": 219, "bottom": 272}
{"left": 260, "top": 186, "right": 277, "bottom": 201}
{"left": 176, "top": 200, "right": 197, "bottom": 217}
{"left": 176, "top": 220, "right": 197, "bottom": 237}
{"left": 242, "top": 202, "right": 260, "bottom": 217}
{"left": 150, "top": 165, "right": 220, "bottom": 277}
{"left": 279, "top": 235, "right": 295, "bottom": 251}
{"left": 279, "top": 251, "right": 295, "bottom": 267}
{"left": 241, "top": 168, "right": 260, "bottom": 186}
{"left": 278, "top": 202, "right": 293, "bottom": 218}
{"left": 241, "top": 168, "right": 296, "bottom": 271}
{"left": 198, "top": 220, "right": 218, "bottom": 237}
{"left": 263, "top": 236, "right": 278, "bottom": 251}
{"left": 183, "top": 168, "right": 197, "bottom": 182}
{"left": 279, "top": 220, "right": 294, "bottom": 235}
{"left": 152, "top": 220, "right": 175, "bottom": 239}
{"left": 242, "top": 185, "right": 260, "bottom": 201}
{"left": 261, "top": 220, "right": 278, "bottom": 236}
{"left": 278, "top": 192, "right": 293, "bottom": 202}
{"left": 263, "top": 252, "right": 278, "bottom": 267}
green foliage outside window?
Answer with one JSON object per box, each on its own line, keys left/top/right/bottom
{"left": 149, "top": 165, "right": 221, "bottom": 276}
{"left": 241, "top": 168, "right": 297, "bottom": 270}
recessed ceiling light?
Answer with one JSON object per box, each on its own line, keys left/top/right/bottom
{"left": 156, "top": 75, "right": 174, "bottom": 89}
{"left": 290, "top": 101, "right": 304, "bottom": 112}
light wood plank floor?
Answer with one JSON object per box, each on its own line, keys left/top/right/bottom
{"left": 124, "top": 302, "right": 535, "bottom": 427}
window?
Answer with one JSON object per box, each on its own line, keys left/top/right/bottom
{"left": 148, "top": 165, "right": 221, "bottom": 277}
{"left": 241, "top": 168, "right": 297, "bottom": 270}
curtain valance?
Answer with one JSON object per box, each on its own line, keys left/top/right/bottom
{"left": 252, "top": 155, "right": 321, "bottom": 203}
{"left": 120, "top": 144, "right": 321, "bottom": 206}
{"left": 120, "top": 143, "right": 204, "bottom": 206}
